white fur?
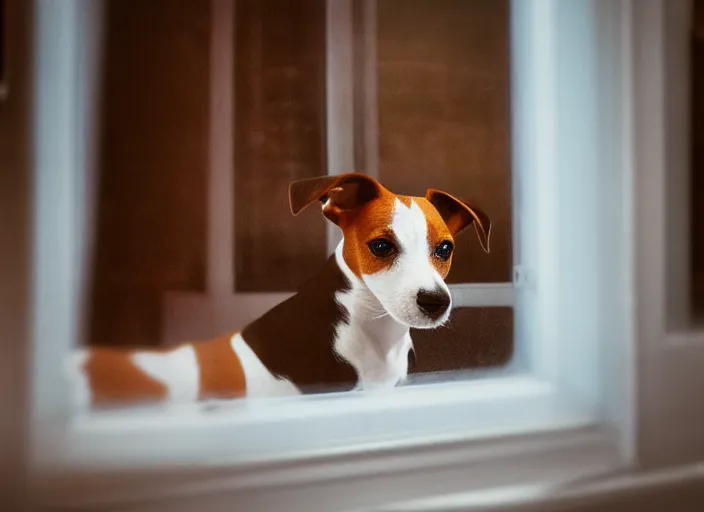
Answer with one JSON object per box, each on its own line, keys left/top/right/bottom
{"left": 132, "top": 345, "right": 200, "bottom": 403}
{"left": 333, "top": 242, "right": 412, "bottom": 389}
{"left": 362, "top": 198, "right": 452, "bottom": 329}
{"left": 231, "top": 333, "right": 301, "bottom": 398}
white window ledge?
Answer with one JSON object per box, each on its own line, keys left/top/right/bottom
{"left": 32, "top": 381, "right": 618, "bottom": 511}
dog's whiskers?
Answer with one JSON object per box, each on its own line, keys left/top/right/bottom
{"left": 371, "top": 311, "right": 390, "bottom": 321}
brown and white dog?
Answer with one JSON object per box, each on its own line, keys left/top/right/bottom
{"left": 68, "top": 173, "right": 491, "bottom": 410}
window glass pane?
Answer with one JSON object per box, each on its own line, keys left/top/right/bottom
{"left": 82, "top": 0, "right": 514, "bottom": 408}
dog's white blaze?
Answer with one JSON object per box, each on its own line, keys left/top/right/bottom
{"left": 232, "top": 333, "right": 301, "bottom": 397}
{"left": 131, "top": 345, "right": 200, "bottom": 403}
{"left": 362, "top": 198, "right": 451, "bottom": 328}
{"left": 334, "top": 243, "right": 411, "bottom": 389}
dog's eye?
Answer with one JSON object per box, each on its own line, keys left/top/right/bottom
{"left": 368, "top": 238, "right": 396, "bottom": 258}
{"left": 434, "top": 241, "right": 454, "bottom": 261}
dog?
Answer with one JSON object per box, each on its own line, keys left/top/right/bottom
{"left": 69, "top": 173, "right": 490, "bottom": 410}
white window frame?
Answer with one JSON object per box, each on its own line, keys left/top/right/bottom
{"left": 14, "top": 0, "right": 704, "bottom": 510}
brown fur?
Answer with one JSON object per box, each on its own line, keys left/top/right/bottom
{"left": 340, "top": 188, "right": 399, "bottom": 278}
{"left": 193, "top": 331, "right": 246, "bottom": 400}
{"left": 84, "top": 332, "right": 246, "bottom": 407}
{"left": 414, "top": 197, "right": 454, "bottom": 278}
{"left": 84, "top": 346, "right": 170, "bottom": 406}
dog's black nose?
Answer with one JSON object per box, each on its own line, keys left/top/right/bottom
{"left": 416, "top": 289, "right": 451, "bottom": 319}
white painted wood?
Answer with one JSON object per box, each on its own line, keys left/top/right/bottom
{"left": 356, "top": 0, "right": 379, "bottom": 179}
{"left": 35, "top": 410, "right": 615, "bottom": 511}
{"left": 29, "top": 0, "right": 83, "bottom": 465}
{"left": 325, "top": 0, "right": 355, "bottom": 255}
{"left": 449, "top": 283, "right": 514, "bottom": 308}
{"left": 207, "top": 0, "right": 235, "bottom": 294}
{"left": 55, "top": 375, "right": 591, "bottom": 467}
{"left": 509, "top": 0, "right": 560, "bottom": 381}
{"left": 595, "top": 0, "right": 637, "bottom": 464}
{"left": 162, "top": 283, "right": 512, "bottom": 343}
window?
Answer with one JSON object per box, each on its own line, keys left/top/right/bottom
{"left": 25, "top": 0, "right": 687, "bottom": 509}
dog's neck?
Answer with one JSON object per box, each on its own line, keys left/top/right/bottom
{"left": 241, "top": 240, "right": 412, "bottom": 393}
{"left": 333, "top": 241, "right": 411, "bottom": 363}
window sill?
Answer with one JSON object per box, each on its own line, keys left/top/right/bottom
{"left": 31, "top": 374, "right": 622, "bottom": 511}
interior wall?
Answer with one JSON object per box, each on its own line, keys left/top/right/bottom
{"left": 0, "top": 0, "right": 31, "bottom": 504}
{"left": 88, "top": 0, "right": 210, "bottom": 347}
{"left": 376, "top": 0, "right": 512, "bottom": 284}
{"left": 233, "top": 0, "right": 328, "bottom": 292}
{"left": 692, "top": 0, "right": 704, "bottom": 320}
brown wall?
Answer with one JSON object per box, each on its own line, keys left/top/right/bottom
{"left": 234, "top": 0, "right": 328, "bottom": 292}
{"left": 692, "top": 0, "right": 704, "bottom": 320}
{"left": 0, "top": 0, "right": 32, "bottom": 504}
{"left": 88, "top": 0, "right": 210, "bottom": 346}
{"left": 377, "top": 0, "right": 512, "bottom": 284}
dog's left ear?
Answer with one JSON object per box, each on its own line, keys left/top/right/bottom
{"left": 426, "top": 189, "right": 491, "bottom": 253}
{"left": 289, "top": 173, "right": 382, "bottom": 225}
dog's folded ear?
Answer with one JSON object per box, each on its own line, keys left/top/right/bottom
{"left": 426, "top": 189, "right": 491, "bottom": 253}
{"left": 289, "top": 173, "right": 382, "bottom": 224}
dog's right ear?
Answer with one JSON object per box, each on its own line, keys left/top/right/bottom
{"left": 289, "top": 173, "right": 382, "bottom": 224}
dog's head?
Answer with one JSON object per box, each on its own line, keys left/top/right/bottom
{"left": 289, "top": 173, "right": 491, "bottom": 329}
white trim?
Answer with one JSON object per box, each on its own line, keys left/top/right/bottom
{"left": 509, "top": 0, "right": 559, "bottom": 379}
{"left": 325, "top": 0, "right": 354, "bottom": 254}
{"left": 355, "top": 0, "right": 379, "bottom": 178}
{"left": 30, "top": 0, "right": 82, "bottom": 460}
{"left": 162, "top": 284, "right": 512, "bottom": 343}
{"left": 56, "top": 375, "right": 591, "bottom": 467}
{"left": 594, "top": 0, "right": 637, "bottom": 464}
{"left": 34, "top": 409, "right": 615, "bottom": 511}
{"left": 207, "top": 0, "right": 235, "bottom": 294}
{"left": 449, "top": 283, "right": 514, "bottom": 308}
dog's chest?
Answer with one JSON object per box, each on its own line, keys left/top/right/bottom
{"left": 333, "top": 320, "right": 411, "bottom": 389}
